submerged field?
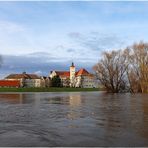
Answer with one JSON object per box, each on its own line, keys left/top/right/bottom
{"left": 0, "top": 87, "right": 101, "bottom": 92}
{"left": 0, "top": 92, "right": 147, "bottom": 146}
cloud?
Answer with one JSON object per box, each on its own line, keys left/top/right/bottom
{"left": 0, "top": 20, "right": 38, "bottom": 55}
{"left": 68, "top": 32, "right": 81, "bottom": 38}
{"left": 66, "top": 48, "right": 76, "bottom": 53}
{"left": 0, "top": 20, "right": 25, "bottom": 33}
{"left": 0, "top": 52, "right": 96, "bottom": 79}
{"left": 88, "top": 2, "right": 148, "bottom": 16}
{"left": 68, "top": 31, "right": 125, "bottom": 52}
{"left": 0, "top": 1, "right": 145, "bottom": 77}
{"left": 34, "top": 70, "right": 42, "bottom": 76}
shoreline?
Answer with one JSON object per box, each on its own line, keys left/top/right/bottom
{"left": 0, "top": 91, "right": 104, "bottom": 94}
{"left": 0, "top": 87, "right": 103, "bottom": 93}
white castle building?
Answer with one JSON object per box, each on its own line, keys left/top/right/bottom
{"left": 49, "top": 62, "right": 98, "bottom": 88}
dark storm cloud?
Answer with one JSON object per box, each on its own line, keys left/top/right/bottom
{"left": 0, "top": 52, "right": 95, "bottom": 78}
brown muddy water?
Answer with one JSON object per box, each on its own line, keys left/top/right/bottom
{"left": 0, "top": 92, "right": 148, "bottom": 147}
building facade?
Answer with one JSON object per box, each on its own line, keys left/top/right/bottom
{"left": 0, "top": 80, "right": 20, "bottom": 88}
{"left": 4, "top": 72, "right": 50, "bottom": 88}
{"left": 50, "top": 63, "right": 98, "bottom": 88}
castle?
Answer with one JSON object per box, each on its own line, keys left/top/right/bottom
{"left": 0, "top": 63, "right": 98, "bottom": 88}
{"left": 50, "top": 62, "right": 98, "bottom": 88}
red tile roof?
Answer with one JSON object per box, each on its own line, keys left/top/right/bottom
{"left": 0, "top": 80, "right": 20, "bottom": 87}
{"left": 54, "top": 69, "right": 94, "bottom": 77}
{"left": 76, "top": 69, "right": 94, "bottom": 77}
{"left": 5, "top": 73, "right": 40, "bottom": 79}
{"left": 55, "top": 71, "right": 70, "bottom": 77}
{"left": 76, "top": 68, "right": 90, "bottom": 76}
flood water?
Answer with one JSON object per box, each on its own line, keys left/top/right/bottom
{"left": 0, "top": 92, "right": 148, "bottom": 147}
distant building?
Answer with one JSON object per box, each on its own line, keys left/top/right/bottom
{"left": 40, "top": 76, "right": 51, "bottom": 87}
{"left": 50, "top": 62, "right": 98, "bottom": 88}
{"left": 49, "top": 71, "right": 70, "bottom": 87}
{"left": 4, "top": 72, "right": 50, "bottom": 88}
{"left": 0, "top": 80, "right": 20, "bottom": 88}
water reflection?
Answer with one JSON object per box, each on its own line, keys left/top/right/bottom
{"left": 69, "top": 94, "right": 82, "bottom": 107}
{"left": 0, "top": 94, "right": 22, "bottom": 104}
{"left": 0, "top": 92, "right": 147, "bottom": 146}
{"left": 0, "top": 93, "right": 41, "bottom": 104}
{"left": 48, "top": 96, "right": 69, "bottom": 105}
{"left": 140, "top": 94, "right": 148, "bottom": 139}
{"left": 67, "top": 94, "right": 82, "bottom": 120}
{"left": 0, "top": 93, "right": 83, "bottom": 107}
{"left": 46, "top": 93, "right": 83, "bottom": 107}
{"left": 45, "top": 93, "right": 83, "bottom": 120}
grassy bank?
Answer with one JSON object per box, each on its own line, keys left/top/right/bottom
{"left": 0, "top": 87, "right": 101, "bottom": 92}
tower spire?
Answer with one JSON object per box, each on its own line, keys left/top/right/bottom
{"left": 71, "top": 62, "right": 74, "bottom": 67}
{"left": 70, "top": 61, "right": 75, "bottom": 87}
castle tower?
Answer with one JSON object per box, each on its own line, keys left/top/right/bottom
{"left": 70, "top": 62, "right": 75, "bottom": 87}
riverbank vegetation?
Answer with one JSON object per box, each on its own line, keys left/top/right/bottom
{"left": 93, "top": 41, "right": 148, "bottom": 93}
{"left": 0, "top": 87, "right": 102, "bottom": 92}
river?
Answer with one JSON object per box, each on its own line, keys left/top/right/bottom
{"left": 0, "top": 92, "right": 147, "bottom": 146}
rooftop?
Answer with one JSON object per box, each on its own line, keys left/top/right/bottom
{"left": 5, "top": 73, "right": 40, "bottom": 79}
{"left": 53, "top": 68, "right": 94, "bottom": 77}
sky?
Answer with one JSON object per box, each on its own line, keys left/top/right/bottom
{"left": 0, "top": 1, "right": 148, "bottom": 78}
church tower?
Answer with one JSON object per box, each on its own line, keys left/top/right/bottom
{"left": 70, "top": 62, "right": 75, "bottom": 87}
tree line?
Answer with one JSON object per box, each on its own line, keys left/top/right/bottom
{"left": 93, "top": 41, "right": 148, "bottom": 93}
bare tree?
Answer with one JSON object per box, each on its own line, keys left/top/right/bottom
{"left": 93, "top": 50, "right": 129, "bottom": 93}
{"left": 127, "top": 41, "right": 148, "bottom": 93}
{"left": 93, "top": 41, "right": 148, "bottom": 93}
{"left": 127, "top": 68, "right": 141, "bottom": 93}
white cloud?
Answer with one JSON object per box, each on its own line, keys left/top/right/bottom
{"left": 0, "top": 20, "right": 25, "bottom": 33}
{"left": 34, "top": 70, "right": 42, "bottom": 76}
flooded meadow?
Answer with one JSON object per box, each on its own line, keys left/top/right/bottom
{"left": 0, "top": 92, "right": 148, "bottom": 146}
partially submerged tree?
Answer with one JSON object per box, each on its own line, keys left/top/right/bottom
{"left": 127, "top": 41, "right": 148, "bottom": 93}
{"left": 93, "top": 50, "right": 129, "bottom": 93}
{"left": 93, "top": 41, "right": 148, "bottom": 93}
